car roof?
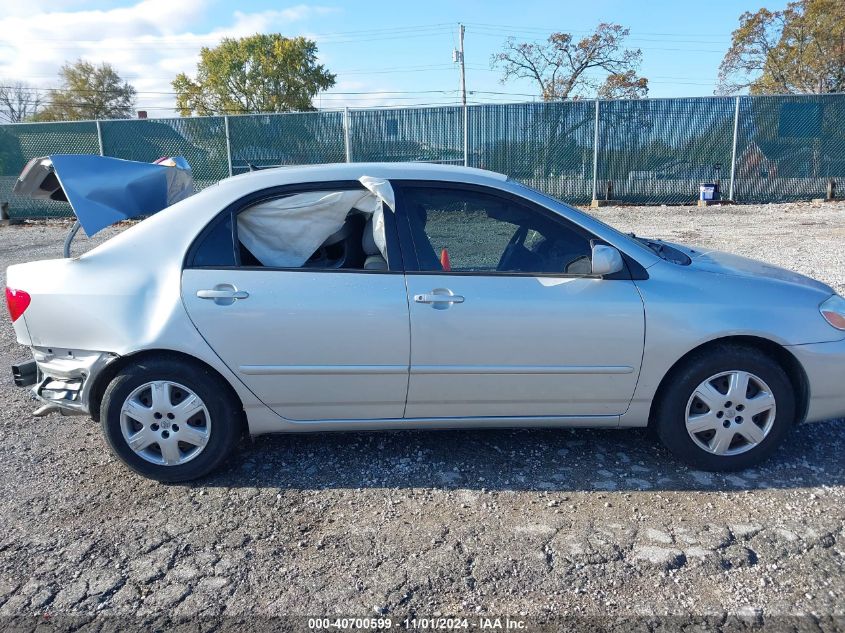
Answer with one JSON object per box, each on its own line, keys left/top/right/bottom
{"left": 221, "top": 162, "right": 508, "bottom": 189}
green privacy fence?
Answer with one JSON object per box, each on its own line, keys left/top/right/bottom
{"left": 1, "top": 94, "right": 844, "bottom": 217}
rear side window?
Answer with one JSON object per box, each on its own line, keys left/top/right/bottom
{"left": 186, "top": 185, "right": 396, "bottom": 271}
{"left": 191, "top": 213, "right": 235, "bottom": 267}
{"left": 235, "top": 189, "right": 388, "bottom": 271}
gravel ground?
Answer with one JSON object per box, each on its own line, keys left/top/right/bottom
{"left": 0, "top": 203, "right": 843, "bottom": 631}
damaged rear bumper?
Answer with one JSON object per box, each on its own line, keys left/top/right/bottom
{"left": 11, "top": 347, "right": 116, "bottom": 415}
{"left": 12, "top": 360, "right": 38, "bottom": 387}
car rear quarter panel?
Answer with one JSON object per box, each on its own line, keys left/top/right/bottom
{"left": 5, "top": 224, "right": 272, "bottom": 422}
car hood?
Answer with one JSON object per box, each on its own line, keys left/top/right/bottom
{"left": 12, "top": 154, "right": 194, "bottom": 236}
{"left": 661, "top": 240, "right": 834, "bottom": 295}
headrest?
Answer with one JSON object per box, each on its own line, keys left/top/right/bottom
{"left": 321, "top": 222, "right": 352, "bottom": 247}
{"left": 362, "top": 217, "right": 379, "bottom": 255}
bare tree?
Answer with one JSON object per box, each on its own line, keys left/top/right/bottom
{"left": 0, "top": 81, "right": 42, "bottom": 123}
{"left": 717, "top": 0, "right": 845, "bottom": 95}
{"left": 492, "top": 23, "right": 648, "bottom": 100}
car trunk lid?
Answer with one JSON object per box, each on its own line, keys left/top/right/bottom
{"left": 12, "top": 154, "right": 194, "bottom": 236}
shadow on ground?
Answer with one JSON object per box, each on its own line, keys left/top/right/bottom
{"left": 200, "top": 420, "right": 845, "bottom": 493}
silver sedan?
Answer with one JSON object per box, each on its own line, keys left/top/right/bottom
{"left": 7, "top": 160, "right": 845, "bottom": 481}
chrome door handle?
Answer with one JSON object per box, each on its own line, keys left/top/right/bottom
{"left": 196, "top": 284, "right": 249, "bottom": 305}
{"left": 414, "top": 288, "right": 464, "bottom": 310}
{"left": 197, "top": 289, "right": 250, "bottom": 300}
{"left": 414, "top": 293, "right": 464, "bottom": 304}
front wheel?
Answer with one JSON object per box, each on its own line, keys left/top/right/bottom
{"left": 100, "top": 357, "right": 241, "bottom": 482}
{"left": 654, "top": 345, "right": 796, "bottom": 471}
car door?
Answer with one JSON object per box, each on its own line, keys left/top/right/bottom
{"left": 181, "top": 181, "right": 410, "bottom": 421}
{"left": 395, "top": 181, "right": 645, "bottom": 420}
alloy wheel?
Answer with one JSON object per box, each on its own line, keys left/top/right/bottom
{"left": 119, "top": 380, "right": 211, "bottom": 466}
{"left": 685, "top": 370, "right": 777, "bottom": 456}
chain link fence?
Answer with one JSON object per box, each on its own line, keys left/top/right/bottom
{"left": 1, "top": 94, "right": 843, "bottom": 218}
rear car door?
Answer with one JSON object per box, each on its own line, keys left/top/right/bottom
{"left": 395, "top": 182, "right": 646, "bottom": 420}
{"left": 181, "top": 181, "right": 410, "bottom": 421}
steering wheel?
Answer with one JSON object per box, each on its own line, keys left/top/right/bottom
{"left": 497, "top": 225, "right": 529, "bottom": 271}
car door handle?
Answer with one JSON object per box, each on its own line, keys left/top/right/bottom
{"left": 196, "top": 285, "right": 249, "bottom": 306}
{"left": 414, "top": 293, "right": 464, "bottom": 304}
{"left": 197, "top": 289, "right": 250, "bottom": 300}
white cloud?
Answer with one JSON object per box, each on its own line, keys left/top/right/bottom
{"left": 0, "top": 1, "right": 341, "bottom": 116}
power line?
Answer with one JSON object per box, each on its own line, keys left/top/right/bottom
{"left": 469, "top": 31, "right": 726, "bottom": 53}
{"left": 463, "top": 22, "right": 732, "bottom": 40}
{"left": 1, "top": 22, "right": 730, "bottom": 46}
{"left": 3, "top": 23, "right": 454, "bottom": 44}
{"left": 3, "top": 27, "right": 456, "bottom": 51}
{"left": 0, "top": 65, "right": 461, "bottom": 81}
{"left": 0, "top": 85, "right": 473, "bottom": 97}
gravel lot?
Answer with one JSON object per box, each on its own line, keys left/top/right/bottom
{"left": 0, "top": 202, "right": 843, "bottom": 631}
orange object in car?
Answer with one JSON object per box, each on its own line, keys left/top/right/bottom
{"left": 440, "top": 248, "right": 451, "bottom": 271}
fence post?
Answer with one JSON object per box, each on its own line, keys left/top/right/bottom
{"left": 343, "top": 107, "right": 352, "bottom": 163}
{"left": 95, "top": 119, "right": 104, "bottom": 156}
{"left": 591, "top": 99, "right": 600, "bottom": 201}
{"left": 728, "top": 96, "right": 740, "bottom": 202}
{"left": 463, "top": 104, "right": 469, "bottom": 167}
{"left": 224, "top": 116, "right": 233, "bottom": 177}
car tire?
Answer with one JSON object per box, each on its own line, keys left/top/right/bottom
{"left": 100, "top": 356, "right": 242, "bottom": 482}
{"left": 653, "top": 345, "right": 795, "bottom": 471}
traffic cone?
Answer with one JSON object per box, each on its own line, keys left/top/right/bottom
{"left": 440, "top": 248, "right": 451, "bottom": 272}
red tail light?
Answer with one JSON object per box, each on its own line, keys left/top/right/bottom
{"left": 6, "top": 287, "right": 31, "bottom": 322}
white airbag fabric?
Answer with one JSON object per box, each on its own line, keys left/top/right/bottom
{"left": 236, "top": 176, "right": 396, "bottom": 269}
{"left": 359, "top": 176, "right": 396, "bottom": 210}
{"left": 359, "top": 176, "right": 395, "bottom": 258}
{"left": 238, "top": 190, "right": 377, "bottom": 268}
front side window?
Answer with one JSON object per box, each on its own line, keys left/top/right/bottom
{"left": 402, "top": 187, "right": 593, "bottom": 275}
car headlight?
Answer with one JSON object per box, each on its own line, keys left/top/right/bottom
{"left": 820, "top": 294, "right": 845, "bottom": 330}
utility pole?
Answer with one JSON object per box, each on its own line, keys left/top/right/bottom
{"left": 454, "top": 23, "right": 468, "bottom": 166}
{"left": 457, "top": 23, "right": 466, "bottom": 108}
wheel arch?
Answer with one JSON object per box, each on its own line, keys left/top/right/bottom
{"left": 648, "top": 335, "right": 810, "bottom": 427}
{"left": 88, "top": 349, "right": 247, "bottom": 431}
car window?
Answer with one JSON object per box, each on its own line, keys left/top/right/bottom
{"left": 234, "top": 189, "right": 389, "bottom": 271}
{"left": 402, "top": 187, "right": 593, "bottom": 275}
{"left": 191, "top": 213, "right": 236, "bottom": 267}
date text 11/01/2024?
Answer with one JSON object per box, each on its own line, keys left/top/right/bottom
{"left": 307, "top": 617, "right": 527, "bottom": 630}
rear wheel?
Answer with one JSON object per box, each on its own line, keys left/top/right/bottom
{"left": 654, "top": 345, "right": 795, "bottom": 471}
{"left": 101, "top": 357, "right": 241, "bottom": 482}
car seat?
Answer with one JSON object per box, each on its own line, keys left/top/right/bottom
{"left": 304, "top": 214, "right": 366, "bottom": 269}
{"left": 362, "top": 216, "right": 388, "bottom": 270}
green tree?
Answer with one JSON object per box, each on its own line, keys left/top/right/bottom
{"left": 172, "top": 34, "right": 336, "bottom": 116}
{"left": 718, "top": 0, "right": 845, "bottom": 94}
{"left": 492, "top": 23, "right": 649, "bottom": 100}
{"left": 35, "top": 60, "right": 136, "bottom": 121}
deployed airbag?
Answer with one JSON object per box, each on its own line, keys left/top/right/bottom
{"left": 237, "top": 177, "right": 395, "bottom": 268}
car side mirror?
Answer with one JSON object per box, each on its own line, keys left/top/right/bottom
{"left": 591, "top": 244, "right": 624, "bottom": 276}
